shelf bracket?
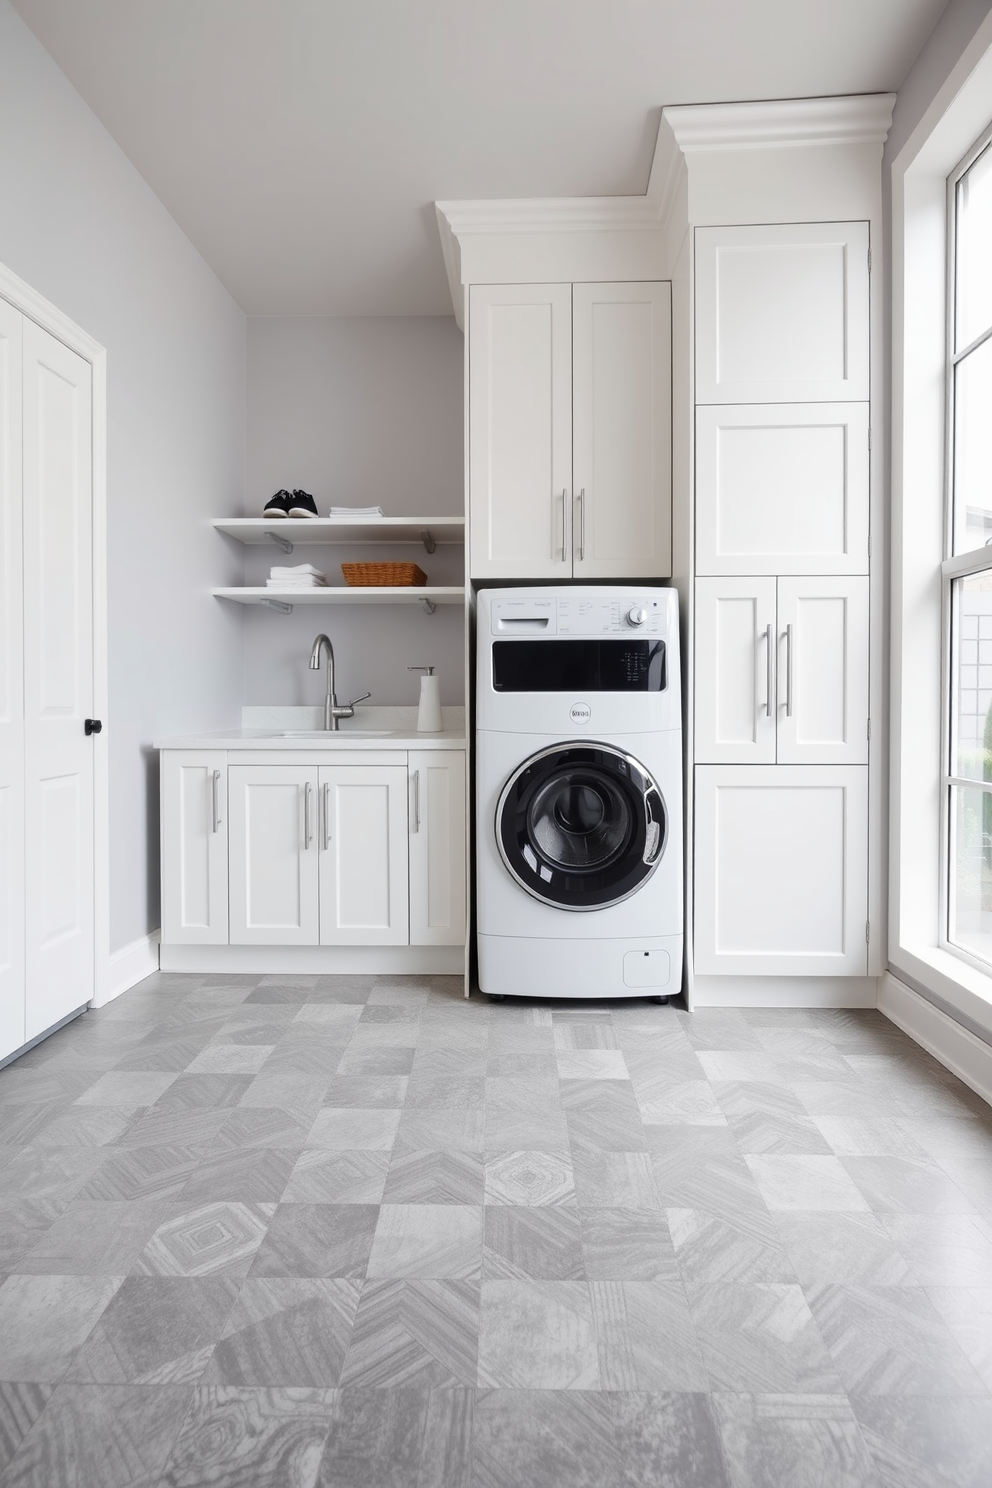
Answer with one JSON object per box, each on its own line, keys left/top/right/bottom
{"left": 265, "top": 531, "right": 294, "bottom": 555}
{"left": 419, "top": 597, "right": 437, "bottom": 616}
{"left": 420, "top": 529, "right": 436, "bottom": 555}
{"left": 259, "top": 598, "right": 293, "bottom": 614}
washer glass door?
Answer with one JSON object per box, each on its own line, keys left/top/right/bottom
{"left": 496, "top": 743, "right": 667, "bottom": 910}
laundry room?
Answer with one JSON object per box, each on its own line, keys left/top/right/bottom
{"left": 3, "top": 3, "right": 992, "bottom": 1485}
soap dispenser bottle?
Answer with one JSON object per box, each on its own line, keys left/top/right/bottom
{"left": 408, "top": 666, "right": 442, "bottom": 732}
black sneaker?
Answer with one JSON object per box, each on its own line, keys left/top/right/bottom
{"left": 263, "top": 489, "right": 292, "bottom": 518}
{"left": 288, "top": 488, "right": 318, "bottom": 518}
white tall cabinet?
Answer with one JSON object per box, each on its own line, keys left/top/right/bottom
{"left": 692, "top": 221, "right": 873, "bottom": 983}
{"left": 1, "top": 298, "right": 96, "bottom": 1062}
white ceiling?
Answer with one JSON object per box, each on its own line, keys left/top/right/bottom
{"left": 13, "top": 0, "right": 948, "bottom": 316}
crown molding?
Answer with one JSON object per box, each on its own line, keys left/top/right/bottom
{"left": 662, "top": 94, "right": 896, "bottom": 152}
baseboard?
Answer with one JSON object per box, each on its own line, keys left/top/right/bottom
{"left": 878, "top": 971, "right": 992, "bottom": 1107}
{"left": 91, "top": 930, "right": 161, "bottom": 1008}
{"left": 159, "top": 943, "right": 465, "bottom": 976}
{"left": 690, "top": 975, "right": 878, "bottom": 1008}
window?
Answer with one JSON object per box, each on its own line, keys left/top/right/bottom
{"left": 945, "top": 124, "right": 992, "bottom": 967}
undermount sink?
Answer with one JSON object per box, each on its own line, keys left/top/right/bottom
{"left": 273, "top": 729, "right": 393, "bottom": 738}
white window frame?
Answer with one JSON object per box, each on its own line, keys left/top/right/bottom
{"left": 890, "top": 11, "right": 992, "bottom": 1038}
{"left": 940, "top": 122, "right": 992, "bottom": 976}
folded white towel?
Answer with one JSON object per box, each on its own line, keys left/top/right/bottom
{"left": 328, "top": 505, "right": 385, "bottom": 517}
{"left": 269, "top": 564, "right": 326, "bottom": 578}
{"left": 266, "top": 576, "right": 328, "bottom": 588}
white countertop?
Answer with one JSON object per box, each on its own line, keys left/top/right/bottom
{"left": 155, "top": 704, "right": 466, "bottom": 751}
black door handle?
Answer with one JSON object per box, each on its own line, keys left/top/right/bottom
{"left": 84, "top": 719, "right": 103, "bottom": 736}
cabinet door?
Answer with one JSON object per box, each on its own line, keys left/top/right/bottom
{"left": 319, "top": 765, "right": 408, "bottom": 946}
{"left": 777, "top": 577, "right": 869, "bottom": 766}
{"left": 695, "top": 223, "right": 870, "bottom": 404}
{"left": 0, "top": 300, "right": 23, "bottom": 1060}
{"left": 469, "top": 283, "right": 572, "bottom": 579}
{"left": 695, "top": 403, "right": 870, "bottom": 576}
{"left": 229, "top": 765, "right": 318, "bottom": 945}
{"left": 694, "top": 765, "right": 868, "bottom": 976}
{"left": 695, "top": 579, "right": 776, "bottom": 764}
{"left": 160, "top": 752, "right": 229, "bottom": 945}
{"left": 572, "top": 282, "right": 672, "bottom": 578}
{"left": 409, "top": 751, "right": 466, "bottom": 947}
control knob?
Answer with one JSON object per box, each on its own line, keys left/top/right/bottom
{"left": 626, "top": 605, "right": 647, "bottom": 628}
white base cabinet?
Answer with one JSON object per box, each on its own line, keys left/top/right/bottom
{"left": 160, "top": 748, "right": 466, "bottom": 958}
{"left": 160, "top": 752, "right": 228, "bottom": 946}
{"left": 694, "top": 765, "right": 869, "bottom": 977}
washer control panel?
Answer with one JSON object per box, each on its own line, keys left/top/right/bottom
{"left": 557, "top": 596, "right": 664, "bottom": 635}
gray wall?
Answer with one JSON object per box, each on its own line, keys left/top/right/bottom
{"left": 244, "top": 316, "right": 465, "bottom": 710}
{"left": 0, "top": 0, "right": 246, "bottom": 951}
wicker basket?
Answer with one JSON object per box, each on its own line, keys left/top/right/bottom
{"left": 340, "top": 561, "right": 428, "bottom": 588}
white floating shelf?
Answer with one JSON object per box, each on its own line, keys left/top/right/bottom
{"left": 213, "top": 586, "right": 465, "bottom": 612}
{"left": 213, "top": 517, "right": 464, "bottom": 548}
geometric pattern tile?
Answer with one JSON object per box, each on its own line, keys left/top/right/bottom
{"left": 484, "top": 1152, "right": 575, "bottom": 1207}
{"left": 340, "top": 1280, "right": 479, "bottom": 1388}
{"left": 132, "top": 1202, "right": 275, "bottom": 1278}
{"left": 3, "top": 967, "right": 992, "bottom": 1485}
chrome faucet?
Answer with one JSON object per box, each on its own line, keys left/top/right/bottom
{"left": 309, "top": 633, "right": 370, "bottom": 730}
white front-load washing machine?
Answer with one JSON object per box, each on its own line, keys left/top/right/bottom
{"left": 476, "top": 586, "right": 683, "bottom": 1000}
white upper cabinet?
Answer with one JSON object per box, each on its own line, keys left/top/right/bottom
{"left": 695, "top": 402, "right": 869, "bottom": 575}
{"left": 695, "top": 223, "right": 870, "bottom": 404}
{"left": 694, "top": 764, "right": 869, "bottom": 977}
{"left": 695, "top": 576, "right": 869, "bottom": 766}
{"left": 571, "top": 282, "right": 671, "bottom": 578}
{"left": 469, "top": 283, "right": 572, "bottom": 579}
{"left": 469, "top": 280, "right": 672, "bottom": 580}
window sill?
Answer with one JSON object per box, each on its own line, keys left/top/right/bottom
{"left": 891, "top": 942, "right": 992, "bottom": 1044}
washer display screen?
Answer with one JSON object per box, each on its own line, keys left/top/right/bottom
{"left": 496, "top": 743, "right": 667, "bottom": 910}
{"left": 493, "top": 639, "right": 666, "bottom": 693}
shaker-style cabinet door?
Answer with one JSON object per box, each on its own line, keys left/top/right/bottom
{"left": 319, "top": 765, "right": 409, "bottom": 946}
{"left": 695, "top": 222, "right": 870, "bottom": 404}
{"left": 695, "top": 578, "right": 777, "bottom": 764}
{"left": 161, "top": 751, "right": 229, "bottom": 946}
{"left": 229, "top": 764, "right": 319, "bottom": 945}
{"left": 0, "top": 299, "right": 23, "bottom": 1061}
{"left": 409, "top": 751, "right": 466, "bottom": 946}
{"left": 469, "top": 282, "right": 572, "bottom": 579}
{"left": 776, "top": 577, "right": 869, "bottom": 766}
{"left": 572, "top": 282, "right": 672, "bottom": 578}
{"left": 694, "top": 765, "right": 868, "bottom": 976}
{"left": 695, "top": 402, "right": 870, "bottom": 576}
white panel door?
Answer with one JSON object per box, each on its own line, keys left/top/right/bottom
{"left": 229, "top": 765, "right": 318, "bottom": 945}
{"left": 695, "top": 578, "right": 776, "bottom": 764}
{"left": 469, "top": 283, "right": 572, "bottom": 579}
{"left": 160, "top": 751, "right": 229, "bottom": 945}
{"left": 777, "top": 578, "right": 869, "bottom": 766}
{"left": 572, "top": 282, "right": 672, "bottom": 578}
{"left": 0, "top": 300, "right": 24, "bottom": 1059}
{"left": 409, "top": 750, "right": 466, "bottom": 947}
{"left": 694, "top": 765, "right": 868, "bottom": 976}
{"left": 695, "top": 223, "right": 870, "bottom": 404}
{"left": 319, "top": 765, "right": 408, "bottom": 945}
{"left": 21, "top": 321, "right": 94, "bottom": 1040}
{"left": 695, "top": 403, "right": 870, "bottom": 576}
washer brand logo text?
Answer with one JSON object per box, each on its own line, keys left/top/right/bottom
{"left": 570, "top": 702, "right": 592, "bottom": 724}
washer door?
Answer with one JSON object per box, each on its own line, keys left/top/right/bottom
{"left": 496, "top": 742, "right": 668, "bottom": 910}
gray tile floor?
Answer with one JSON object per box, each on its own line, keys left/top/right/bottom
{"left": 0, "top": 973, "right": 991, "bottom": 1486}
